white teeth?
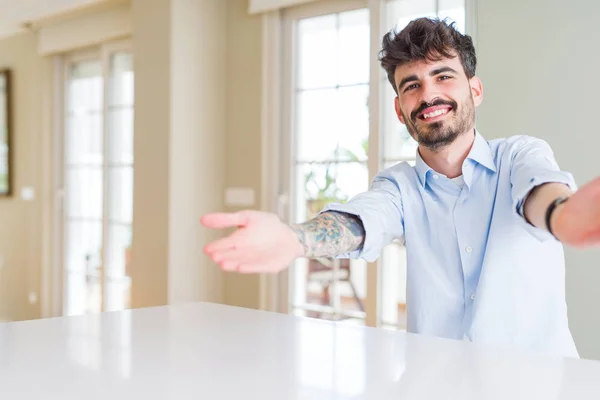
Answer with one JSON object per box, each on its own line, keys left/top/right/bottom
{"left": 423, "top": 109, "right": 449, "bottom": 119}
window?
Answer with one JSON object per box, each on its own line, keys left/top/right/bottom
{"left": 278, "top": 0, "right": 468, "bottom": 329}
{"left": 61, "top": 41, "right": 134, "bottom": 316}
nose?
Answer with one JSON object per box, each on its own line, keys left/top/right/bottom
{"left": 419, "top": 80, "right": 442, "bottom": 105}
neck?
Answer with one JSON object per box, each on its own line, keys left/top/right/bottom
{"left": 418, "top": 129, "right": 476, "bottom": 179}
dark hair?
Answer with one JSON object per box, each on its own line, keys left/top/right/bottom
{"left": 379, "top": 17, "right": 477, "bottom": 94}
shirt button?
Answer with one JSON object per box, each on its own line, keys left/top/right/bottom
{"left": 470, "top": 293, "right": 476, "bottom": 301}
{"left": 433, "top": 174, "right": 439, "bottom": 180}
{"left": 465, "top": 246, "right": 472, "bottom": 253}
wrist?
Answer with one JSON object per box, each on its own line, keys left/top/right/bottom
{"left": 545, "top": 196, "right": 570, "bottom": 239}
{"left": 289, "top": 224, "right": 307, "bottom": 258}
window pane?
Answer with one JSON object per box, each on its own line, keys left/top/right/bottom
{"left": 291, "top": 162, "right": 368, "bottom": 321}
{"left": 109, "top": 52, "right": 134, "bottom": 107}
{"left": 386, "top": 0, "right": 436, "bottom": 32}
{"left": 108, "top": 108, "right": 134, "bottom": 165}
{"left": 439, "top": 0, "right": 466, "bottom": 33}
{"left": 384, "top": 159, "right": 416, "bottom": 170}
{"left": 63, "top": 51, "right": 135, "bottom": 317}
{"left": 68, "top": 60, "right": 103, "bottom": 113}
{"left": 295, "top": 162, "right": 368, "bottom": 221}
{"left": 65, "top": 220, "right": 102, "bottom": 275}
{"left": 380, "top": 242, "right": 408, "bottom": 329}
{"left": 66, "top": 167, "right": 103, "bottom": 219}
{"left": 105, "top": 224, "right": 132, "bottom": 279}
{"left": 66, "top": 112, "right": 103, "bottom": 166}
{"left": 297, "top": 14, "right": 337, "bottom": 89}
{"left": 64, "top": 58, "right": 104, "bottom": 317}
{"left": 338, "top": 8, "right": 370, "bottom": 86}
{"left": 336, "top": 85, "right": 370, "bottom": 161}
{"left": 105, "top": 223, "right": 133, "bottom": 313}
{"left": 298, "top": 8, "right": 369, "bottom": 89}
{"left": 297, "top": 85, "right": 369, "bottom": 162}
{"left": 108, "top": 166, "right": 133, "bottom": 224}
{"left": 291, "top": 257, "right": 368, "bottom": 324}
{"left": 291, "top": 8, "right": 371, "bottom": 324}
{"left": 66, "top": 272, "right": 102, "bottom": 316}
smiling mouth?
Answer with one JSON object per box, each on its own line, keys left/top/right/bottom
{"left": 417, "top": 106, "right": 453, "bottom": 121}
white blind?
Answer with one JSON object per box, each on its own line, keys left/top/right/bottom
{"left": 248, "top": 0, "right": 320, "bottom": 14}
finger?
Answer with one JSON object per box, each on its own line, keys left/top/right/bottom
{"left": 220, "top": 260, "right": 240, "bottom": 272}
{"left": 204, "top": 235, "right": 238, "bottom": 254}
{"left": 580, "top": 229, "right": 600, "bottom": 247}
{"left": 200, "top": 212, "right": 249, "bottom": 229}
{"left": 211, "top": 248, "right": 243, "bottom": 263}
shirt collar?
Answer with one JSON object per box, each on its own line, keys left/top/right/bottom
{"left": 414, "top": 130, "right": 497, "bottom": 187}
{"left": 467, "top": 130, "right": 497, "bottom": 174}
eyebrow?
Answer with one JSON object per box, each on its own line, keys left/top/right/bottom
{"left": 397, "top": 66, "right": 459, "bottom": 92}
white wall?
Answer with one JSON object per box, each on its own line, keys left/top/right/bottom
{"left": 475, "top": 0, "right": 600, "bottom": 360}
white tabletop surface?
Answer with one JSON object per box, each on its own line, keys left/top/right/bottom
{"left": 1, "top": 302, "right": 599, "bottom": 399}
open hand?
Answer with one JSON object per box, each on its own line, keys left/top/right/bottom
{"left": 200, "top": 210, "right": 304, "bottom": 273}
{"left": 553, "top": 177, "right": 600, "bottom": 247}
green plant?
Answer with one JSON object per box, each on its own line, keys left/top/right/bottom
{"left": 303, "top": 140, "right": 369, "bottom": 218}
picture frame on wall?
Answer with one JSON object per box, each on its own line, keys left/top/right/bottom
{"left": 0, "top": 69, "right": 11, "bottom": 196}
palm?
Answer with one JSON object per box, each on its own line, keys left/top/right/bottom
{"left": 554, "top": 177, "right": 600, "bottom": 247}
{"left": 200, "top": 210, "right": 303, "bottom": 273}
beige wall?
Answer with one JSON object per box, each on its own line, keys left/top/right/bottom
{"left": 129, "top": 0, "right": 170, "bottom": 308}
{"left": 223, "top": 0, "right": 263, "bottom": 309}
{"left": 0, "top": 32, "right": 47, "bottom": 321}
{"left": 129, "top": 0, "right": 264, "bottom": 311}
{"left": 131, "top": 0, "right": 227, "bottom": 308}
{"left": 0, "top": 0, "right": 259, "bottom": 321}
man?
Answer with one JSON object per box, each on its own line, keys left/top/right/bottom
{"left": 201, "top": 18, "right": 600, "bottom": 358}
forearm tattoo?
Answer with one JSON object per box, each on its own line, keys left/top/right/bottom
{"left": 291, "top": 211, "right": 365, "bottom": 258}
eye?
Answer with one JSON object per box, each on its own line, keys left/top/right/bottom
{"left": 439, "top": 75, "right": 452, "bottom": 81}
{"left": 404, "top": 83, "right": 419, "bottom": 92}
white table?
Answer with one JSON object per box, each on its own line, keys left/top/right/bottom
{"left": 0, "top": 302, "right": 599, "bottom": 399}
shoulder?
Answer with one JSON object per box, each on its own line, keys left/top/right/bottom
{"left": 368, "top": 161, "right": 420, "bottom": 198}
{"left": 375, "top": 161, "right": 416, "bottom": 183}
{"left": 487, "top": 134, "right": 554, "bottom": 158}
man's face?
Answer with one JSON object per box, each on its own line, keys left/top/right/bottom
{"left": 393, "top": 54, "right": 483, "bottom": 151}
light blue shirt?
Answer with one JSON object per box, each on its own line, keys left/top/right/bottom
{"left": 323, "top": 131, "right": 579, "bottom": 358}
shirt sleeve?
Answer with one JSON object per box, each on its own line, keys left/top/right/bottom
{"left": 510, "top": 136, "right": 577, "bottom": 241}
{"left": 319, "top": 173, "right": 405, "bottom": 262}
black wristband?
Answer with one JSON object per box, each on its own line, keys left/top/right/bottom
{"left": 545, "top": 196, "right": 569, "bottom": 238}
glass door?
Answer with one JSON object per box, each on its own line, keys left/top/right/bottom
{"left": 283, "top": 1, "right": 371, "bottom": 324}
{"left": 281, "top": 0, "right": 467, "bottom": 328}
{"left": 62, "top": 41, "right": 134, "bottom": 316}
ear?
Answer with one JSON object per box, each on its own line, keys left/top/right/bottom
{"left": 394, "top": 96, "right": 406, "bottom": 125}
{"left": 470, "top": 76, "right": 483, "bottom": 107}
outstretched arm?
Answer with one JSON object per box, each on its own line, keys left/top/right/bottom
{"left": 292, "top": 211, "right": 365, "bottom": 258}
{"left": 202, "top": 173, "right": 404, "bottom": 273}
{"left": 524, "top": 177, "right": 600, "bottom": 247}
{"left": 510, "top": 136, "right": 600, "bottom": 247}
{"left": 201, "top": 210, "right": 365, "bottom": 273}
